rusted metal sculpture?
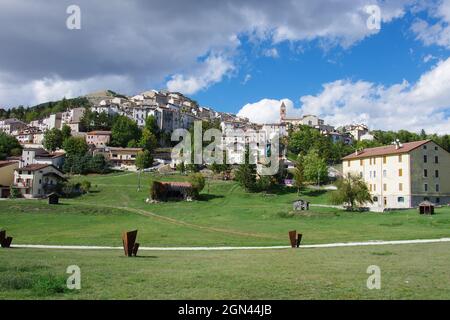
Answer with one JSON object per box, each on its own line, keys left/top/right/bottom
{"left": 0, "top": 229, "right": 13, "bottom": 248}
{"left": 122, "top": 230, "right": 139, "bottom": 257}
{"left": 288, "top": 230, "right": 302, "bottom": 248}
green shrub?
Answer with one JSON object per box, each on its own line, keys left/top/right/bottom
{"left": 188, "top": 173, "right": 205, "bottom": 198}
{"left": 31, "top": 274, "right": 68, "bottom": 296}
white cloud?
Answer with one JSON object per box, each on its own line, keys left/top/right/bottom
{"left": 242, "top": 74, "right": 252, "bottom": 85}
{"left": 411, "top": 0, "right": 450, "bottom": 48}
{"left": 0, "top": 73, "right": 135, "bottom": 106}
{"left": 237, "top": 98, "right": 300, "bottom": 124}
{"left": 237, "top": 57, "right": 450, "bottom": 134}
{"left": 423, "top": 54, "right": 436, "bottom": 63}
{"left": 166, "top": 54, "right": 235, "bottom": 95}
{"left": 300, "top": 58, "right": 450, "bottom": 134}
{"left": 263, "top": 48, "right": 279, "bottom": 58}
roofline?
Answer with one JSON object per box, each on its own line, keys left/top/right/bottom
{"left": 342, "top": 139, "right": 432, "bottom": 160}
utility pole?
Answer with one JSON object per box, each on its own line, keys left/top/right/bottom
{"left": 137, "top": 169, "right": 141, "bottom": 192}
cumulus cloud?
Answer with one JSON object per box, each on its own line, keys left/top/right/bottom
{"left": 237, "top": 58, "right": 450, "bottom": 134}
{"left": 0, "top": 0, "right": 411, "bottom": 107}
{"left": 411, "top": 0, "right": 450, "bottom": 48}
{"left": 301, "top": 58, "right": 450, "bottom": 134}
{"left": 237, "top": 98, "right": 300, "bottom": 124}
{"left": 166, "top": 54, "right": 235, "bottom": 95}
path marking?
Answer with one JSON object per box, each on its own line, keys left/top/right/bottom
{"left": 11, "top": 237, "right": 450, "bottom": 251}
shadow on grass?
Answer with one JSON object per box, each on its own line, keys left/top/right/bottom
{"left": 197, "top": 194, "right": 225, "bottom": 201}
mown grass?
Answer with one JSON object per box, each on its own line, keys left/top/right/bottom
{"left": 1, "top": 172, "right": 449, "bottom": 247}
{"left": 1, "top": 243, "right": 450, "bottom": 299}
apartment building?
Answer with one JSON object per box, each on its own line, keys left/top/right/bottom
{"left": 86, "top": 131, "right": 111, "bottom": 148}
{"left": 13, "top": 164, "right": 66, "bottom": 198}
{"left": 342, "top": 140, "right": 450, "bottom": 211}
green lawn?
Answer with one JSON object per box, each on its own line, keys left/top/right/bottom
{"left": 1, "top": 172, "right": 450, "bottom": 299}
{"left": 1, "top": 172, "right": 449, "bottom": 247}
{"left": 1, "top": 243, "right": 450, "bottom": 299}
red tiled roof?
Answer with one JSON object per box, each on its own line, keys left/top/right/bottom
{"left": 342, "top": 140, "right": 430, "bottom": 160}
{"left": 0, "top": 160, "right": 18, "bottom": 168}
{"left": 18, "top": 164, "right": 51, "bottom": 171}
{"left": 87, "top": 131, "right": 111, "bottom": 135}
{"left": 160, "top": 181, "right": 193, "bottom": 188}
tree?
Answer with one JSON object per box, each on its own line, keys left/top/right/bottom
{"left": 302, "top": 149, "right": 328, "bottom": 185}
{"left": 188, "top": 173, "right": 205, "bottom": 198}
{"left": 330, "top": 173, "right": 373, "bottom": 210}
{"left": 139, "top": 128, "right": 157, "bottom": 151}
{"left": 63, "top": 137, "right": 89, "bottom": 157}
{"left": 89, "top": 154, "right": 110, "bottom": 174}
{"left": 235, "top": 149, "right": 257, "bottom": 192}
{"left": 292, "top": 156, "right": 304, "bottom": 195}
{"left": 61, "top": 124, "right": 72, "bottom": 142}
{"left": 135, "top": 150, "right": 153, "bottom": 170}
{"left": 0, "top": 132, "right": 22, "bottom": 160}
{"left": 111, "top": 115, "right": 141, "bottom": 147}
{"left": 144, "top": 115, "right": 159, "bottom": 138}
{"left": 43, "top": 128, "right": 63, "bottom": 151}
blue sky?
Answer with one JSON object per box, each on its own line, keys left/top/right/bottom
{"left": 193, "top": 10, "right": 447, "bottom": 115}
{"left": 0, "top": 0, "right": 449, "bottom": 133}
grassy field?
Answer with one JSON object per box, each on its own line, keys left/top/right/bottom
{"left": 1, "top": 172, "right": 450, "bottom": 299}
{"left": 0, "top": 172, "right": 449, "bottom": 247}
{"left": 1, "top": 243, "right": 450, "bottom": 299}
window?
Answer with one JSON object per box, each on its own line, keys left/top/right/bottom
{"left": 370, "top": 184, "right": 373, "bottom": 192}
{"left": 436, "top": 197, "right": 440, "bottom": 203}
{"left": 383, "top": 184, "right": 387, "bottom": 191}
{"left": 435, "top": 170, "right": 439, "bottom": 178}
{"left": 424, "top": 169, "right": 428, "bottom": 177}
{"left": 399, "top": 183, "right": 403, "bottom": 191}
{"left": 424, "top": 183, "right": 428, "bottom": 192}
{"left": 369, "top": 158, "right": 372, "bottom": 165}
{"left": 424, "top": 155, "right": 428, "bottom": 163}
{"left": 373, "top": 196, "right": 378, "bottom": 202}
{"left": 383, "top": 170, "right": 387, "bottom": 177}
{"left": 436, "top": 184, "right": 440, "bottom": 192}
{"left": 383, "top": 156, "right": 386, "bottom": 164}
{"left": 373, "top": 171, "right": 376, "bottom": 178}
{"left": 360, "top": 159, "right": 363, "bottom": 166}
{"left": 398, "top": 154, "right": 402, "bottom": 163}
{"left": 360, "top": 172, "right": 363, "bottom": 178}
{"left": 373, "top": 184, "right": 376, "bottom": 191}
{"left": 423, "top": 145, "right": 427, "bottom": 150}
{"left": 373, "top": 158, "right": 376, "bottom": 165}
{"left": 435, "top": 156, "right": 439, "bottom": 164}
{"left": 398, "top": 169, "right": 403, "bottom": 177}
{"left": 435, "top": 146, "right": 438, "bottom": 151}
{"left": 398, "top": 197, "right": 404, "bottom": 203}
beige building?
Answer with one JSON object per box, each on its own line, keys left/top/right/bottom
{"left": 342, "top": 140, "right": 450, "bottom": 211}
{"left": 13, "top": 164, "right": 66, "bottom": 198}
{"left": 0, "top": 160, "right": 19, "bottom": 198}
{"left": 106, "top": 147, "right": 142, "bottom": 169}
{"left": 86, "top": 131, "right": 111, "bottom": 148}
{"left": 280, "top": 102, "right": 334, "bottom": 132}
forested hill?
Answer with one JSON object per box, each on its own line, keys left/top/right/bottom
{"left": 0, "top": 90, "right": 126, "bottom": 123}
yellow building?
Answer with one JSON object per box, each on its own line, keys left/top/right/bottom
{"left": 0, "top": 160, "right": 19, "bottom": 198}
{"left": 342, "top": 140, "right": 450, "bottom": 211}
